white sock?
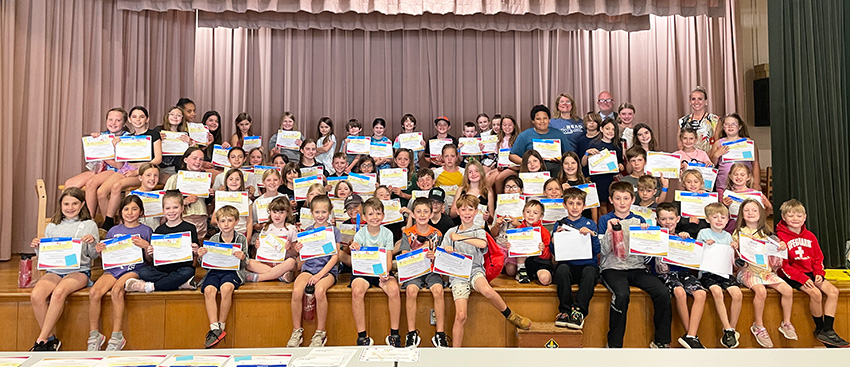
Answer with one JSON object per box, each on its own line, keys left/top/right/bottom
{"left": 210, "top": 323, "right": 220, "bottom": 331}
{"left": 218, "top": 322, "right": 225, "bottom": 330}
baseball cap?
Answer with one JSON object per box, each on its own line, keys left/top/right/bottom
{"left": 344, "top": 194, "right": 363, "bottom": 209}
{"left": 434, "top": 116, "right": 450, "bottom": 126}
{"left": 428, "top": 188, "right": 446, "bottom": 203}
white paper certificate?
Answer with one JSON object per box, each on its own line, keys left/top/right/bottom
{"left": 370, "top": 141, "right": 393, "bottom": 158}
{"left": 82, "top": 135, "right": 115, "bottom": 162}
{"left": 297, "top": 226, "right": 338, "bottom": 261}
{"left": 331, "top": 198, "right": 349, "bottom": 221}
{"left": 646, "top": 151, "right": 681, "bottom": 179}
{"left": 675, "top": 191, "right": 719, "bottom": 218}
{"left": 495, "top": 193, "right": 524, "bottom": 218}
{"left": 0, "top": 357, "right": 29, "bottom": 367}
{"left": 553, "top": 228, "right": 593, "bottom": 261}
{"left": 242, "top": 135, "right": 262, "bottom": 152}
{"left": 765, "top": 236, "right": 788, "bottom": 259}
{"left": 381, "top": 199, "right": 404, "bottom": 224}
{"left": 662, "top": 236, "right": 704, "bottom": 269}
{"left": 176, "top": 171, "right": 212, "bottom": 197}
{"left": 31, "top": 358, "right": 102, "bottom": 367}
{"left": 724, "top": 190, "right": 765, "bottom": 218}
{"left": 498, "top": 148, "right": 518, "bottom": 167}
{"left": 327, "top": 176, "right": 348, "bottom": 195}
{"left": 38, "top": 237, "right": 83, "bottom": 270}
{"left": 256, "top": 234, "right": 287, "bottom": 263}
{"left": 397, "top": 248, "right": 432, "bottom": 282}
{"left": 433, "top": 247, "right": 472, "bottom": 279}
{"left": 519, "top": 172, "right": 550, "bottom": 196}
{"left": 429, "top": 138, "right": 453, "bottom": 159}
{"left": 588, "top": 149, "right": 619, "bottom": 175}
{"left": 459, "top": 137, "right": 482, "bottom": 156}
{"left": 348, "top": 172, "right": 377, "bottom": 194}
{"left": 352, "top": 247, "right": 387, "bottom": 277}
{"left": 215, "top": 191, "right": 250, "bottom": 217}
{"left": 738, "top": 234, "right": 767, "bottom": 267}
{"left": 161, "top": 131, "right": 189, "bottom": 156}
{"left": 338, "top": 223, "right": 356, "bottom": 244}
{"left": 699, "top": 243, "right": 734, "bottom": 278}
{"left": 687, "top": 162, "right": 719, "bottom": 191}
{"left": 359, "top": 347, "right": 420, "bottom": 363}
{"left": 276, "top": 130, "right": 301, "bottom": 150}
{"left": 97, "top": 355, "right": 168, "bottom": 367}
{"left": 254, "top": 194, "right": 283, "bottom": 223}
{"left": 721, "top": 138, "right": 755, "bottom": 162}
{"left": 571, "top": 183, "right": 600, "bottom": 208}
{"left": 188, "top": 123, "right": 210, "bottom": 144}
{"left": 201, "top": 241, "right": 242, "bottom": 270}
{"left": 628, "top": 226, "right": 669, "bottom": 257}
{"left": 115, "top": 135, "right": 152, "bottom": 162}
{"left": 346, "top": 136, "right": 371, "bottom": 155}
{"left": 151, "top": 232, "right": 193, "bottom": 266}
{"left": 532, "top": 139, "right": 561, "bottom": 161}
{"left": 299, "top": 207, "right": 315, "bottom": 228}
{"left": 507, "top": 226, "right": 543, "bottom": 257}
{"left": 101, "top": 235, "right": 143, "bottom": 270}
{"left": 212, "top": 145, "right": 231, "bottom": 168}
{"left": 160, "top": 355, "right": 231, "bottom": 367}
{"left": 294, "top": 176, "right": 324, "bottom": 201}
{"left": 541, "top": 198, "right": 567, "bottom": 224}
{"left": 480, "top": 134, "right": 499, "bottom": 154}
{"left": 130, "top": 190, "right": 164, "bottom": 217}
{"left": 380, "top": 168, "right": 408, "bottom": 189}
{"left": 225, "top": 355, "right": 292, "bottom": 367}
{"left": 398, "top": 132, "right": 425, "bottom": 151}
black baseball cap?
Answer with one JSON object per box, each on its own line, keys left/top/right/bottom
{"left": 344, "top": 194, "right": 363, "bottom": 209}
{"left": 434, "top": 116, "right": 450, "bottom": 126}
{"left": 428, "top": 188, "right": 446, "bottom": 203}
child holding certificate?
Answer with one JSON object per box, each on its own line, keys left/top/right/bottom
{"left": 709, "top": 113, "right": 761, "bottom": 192}
{"left": 387, "top": 149, "right": 416, "bottom": 207}
{"left": 399, "top": 197, "right": 447, "bottom": 348}
{"left": 442, "top": 194, "right": 531, "bottom": 347}
{"left": 776, "top": 199, "right": 849, "bottom": 347}
{"left": 507, "top": 200, "right": 552, "bottom": 285}
{"left": 65, "top": 107, "right": 131, "bottom": 189}
{"left": 135, "top": 163, "right": 164, "bottom": 230}
{"left": 349, "top": 198, "right": 403, "bottom": 347}
{"left": 697, "top": 203, "right": 743, "bottom": 348}
{"left": 676, "top": 169, "right": 710, "bottom": 235}
{"left": 581, "top": 118, "right": 624, "bottom": 215}
{"left": 287, "top": 195, "right": 340, "bottom": 348}
{"left": 298, "top": 138, "right": 329, "bottom": 177}
{"left": 654, "top": 203, "right": 708, "bottom": 349}
{"left": 620, "top": 147, "right": 669, "bottom": 204}
{"left": 163, "top": 147, "right": 210, "bottom": 238}
{"left": 720, "top": 163, "right": 773, "bottom": 232}
{"left": 370, "top": 118, "right": 393, "bottom": 170}
{"left": 229, "top": 112, "right": 254, "bottom": 148}
{"left": 29, "top": 188, "right": 100, "bottom": 351}
{"left": 674, "top": 127, "right": 712, "bottom": 172}
{"left": 268, "top": 112, "right": 302, "bottom": 163}
{"left": 327, "top": 152, "right": 349, "bottom": 177}
{"left": 490, "top": 176, "right": 523, "bottom": 277}
{"left": 277, "top": 162, "right": 299, "bottom": 208}
{"left": 433, "top": 144, "right": 464, "bottom": 189}
{"left": 197, "top": 206, "right": 248, "bottom": 348}
{"left": 246, "top": 197, "right": 299, "bottom": 283}
{"left": 486, "top": 115, "right": 519, "bottom": 195}
{"left": 315, "top": 118, "right": 337, "bottom": 171}
{"left": 88, "top": 196, "right": 153, "bottom": 351}
{"left": 598, "top": 182, "right": 671, "bottom": 348}
{"left": 458, "top": 121, "right": 482, "bottom": 167}
{"left": 423, "top": 116, "right": 458, "bottom": 168}
{"left": 392, "top": 114, "right": 425, "bottom": 168}
{"left": 552, "top": 188, "right": 599, "bottom": 330}
{"left": 730, "top": 199, "right": 795, "bottom": 348}
{"left": 340, "top": 119, "right": 364, "bottom": 171}
{"left": 158, "top": 106, "right": 191, "bottom": 175}
{"left": 211, "top": 169, "right": 253, "bottom": 242}
{"left": 127, "top": 190, "right": 199, "bottom": 293}
{"left": 450, "top": 161, "right": 493, "bottom": 228}
{"left": 557, "top": 151, "right": 598, "bottom": 222}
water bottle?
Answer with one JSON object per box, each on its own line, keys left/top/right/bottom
{"left": 303, "top": 284, "right": 316, "bottom": 320}
{"left": 610, "top": 223, "right": 626, "bottom": 259}
{"left": 18, "top": 254, "right": 34, "bottom": 288}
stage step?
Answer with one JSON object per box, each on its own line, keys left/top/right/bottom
{"left": 516, "top": 322, "right": 583, "bottom": 348}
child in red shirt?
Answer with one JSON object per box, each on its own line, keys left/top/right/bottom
{"left": 507, "top": 200, "right": 552, "bottom": 285}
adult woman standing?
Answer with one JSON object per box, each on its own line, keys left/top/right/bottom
{"left": 549, "top": 94, "right": 584, "bottom": 141}
{"left": 678, "top": 87, "right": 720, "bottom": 151}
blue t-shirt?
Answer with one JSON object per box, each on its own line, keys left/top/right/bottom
{"left": 549, "top": 117, "right": 584, "bottom": 143}
{"left": 510, "top": 127, "right": 575, "bottom": 158}
{"left": 300, "top": 225, "right": 341, "bottom": 277}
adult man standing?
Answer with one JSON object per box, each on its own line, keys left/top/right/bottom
{"left": 597, "top": 91, "right": 617, "bottom": 122}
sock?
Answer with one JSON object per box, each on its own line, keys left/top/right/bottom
{"left": 391, "top": 329, "right": 399, "bottom": 336}
{"left": 823, "top": 316, "right": 835, "bottom": 331}
{"left": 358, "top": 331, "right": 367, "bottom": 338}
{"left": 813, "top": 316, "right": 825, "bottom": 331}
{"left": 517, "top": 263, "right": 526, "bottom": 270}
{"left": 111, "top": 331, "right": 123, "bottom": 340}
{"left": 144, "top": 282, "right": 155, "bottom": 293}
{"left": 89, "top": 330, "right": 100, "bottom": 338}
{"left": 501, "top": 306, "right": 512, "bottom": 318}
{"left": 211, "top": 323, "right": 220, "bottom": 331}
{"left": 219, "top": 322, "right": 226, "bottom": 330}
{"left": 102, "top": 216, "right": 114, "bottom": 230}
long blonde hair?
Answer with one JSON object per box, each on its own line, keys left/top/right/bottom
{"left": 460, "top": 160, "right": 489, "bottom": 198}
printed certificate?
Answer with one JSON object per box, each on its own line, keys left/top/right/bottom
{"left": 662, "top": 236, "right": 704, "bottom": 269}
{"left": 370, "top": 141, "right": 393, "bottom": 158}
{"left": 397, "top": 248, "right": 432, "bottom": 282}
{"left": 101, "top": 235, "right": 143, "bottom": 270}
{"left": 687, "top": 162, "right": 718, "bottom": 191}
{"left": 151, "top": 232, "right": 193, "bottom": 266}
{"left": 379, "top": 168, "right": 408, "bottom": 189}
{"left": 495, "top": 193, "right": 524, "bottom": 218}
{"left": 519, "top": 172, "right": 550, "bottom": 197}
{"left": 628, "top": 226, "right": 669, "bottom": 257}
{"left": 721, "top": 138, "right": 755, "bottom": 162}
{"left": 507, "top": 226, "right": 543, "bottom": 257}
{"left": 433, "top": 247, "right": 472, "bottom": 279}
{"left": 201, "top": 242, "right": 242, "bottom": 270}
{"left": 130, "top": 190, "right": 164, "bottom": 217}
{"left": 38, "top": 237, "right": 82, "bottom": 270}
{"left": 82, "top": 135, "right": 115, "bottom": 162}
{"left": 553, "top": 228, "right": 593, "bottom": 261}
{"left": 570, "top": 183, "right": 600, "bottom": 208}
{"left": 345, "top": 136, "right": 371, "bottom": 155}
{"left": 588, "top": 149, "right": 618, "bottom": 175}
{"left": 428, "top": 138, "right": 453, "bottom": 159}
{"left": 276, "top": 130, "right": 301, "bottom": 150}
{"left": 480, "top": 134, "right": 498, "bottom": 154}
{"left": 211, "top": 145, "right": 231, "bottom": 168}
{"left": 381, "top": 199, "right": 404, "bottom": 224}
{"left": 297, "top": 226, "right": 338, "bottom": 261}
{"left": 646, "top": 151, "right": 681, "bottom": 179}
{"left": 161, "top": 131, "right": 189, "bottom": 156}
{"left": 541, "top": 198, "right": 567, "bottom": 224}
{"left": 254, "top": 194, "right": 283, "bottom": 223}
{"left": 176, "top": 171, "right": 212, "bottom": 197}
{"left": 675, "top": 191, "right": 719, "bottom": 218}
{"left": 398, "top": 132, "right": 425, "bottom": 151}
{"left": 242, "top": 135, "right": 262, "bottom": 152}
{"left": 214, "top": 191, "right": 250, "bottom": 217}
{"left": 349, "top": 172, "right": 377, "bottom": 194}
{"left": 187, "top": 123, "right": 209, "bottom": 144}
{"left": 458, "top": 137, "right": 482, "bottom": 156}
{"left": 352, "top": 247, "right": 387, "bottom": 277}
{"left": 256, "top": 234, "right": 287, "bottom": 263}
{"left": 115, "top": 136, "right": 152, "bottom": 162}
{"left": 294, "top": 176, "right": 323, "bottom": 201}
{"left": 498, "top": 148, "right": 518, "bottom": 167}
{"left": 532, "top": 139, "right": 561, "bottom": 161}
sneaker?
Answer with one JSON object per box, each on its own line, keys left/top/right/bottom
{"left": 751, "top": 324, "right": 773, "bottom": 348}
{"left": 281, "top": 271, "right": 295, "bottom": 283}
{"left": 286, "top": 328, "right": 304, "bottom": 347}
{"left": 30, "top": 341, "right": 47, "bottom": 352}
{"left": 385, "top": 334, "right": 402, "bottom": 348}
{"left": 678, "top": 335, "right": 705, "bottom": 349}
{"left": 309, "top": 330, "right": 327, "bottom": 347}
{"left": 431, "top": 332, "right": 449, "bottom": 348}
{"left": 405, "top": 330, "right": 421, "bottom": 348}
{"left": 649, "top": 341, "right": 670, "bottom": 348}
{"left": 721, "top": 329, "right": 739, "bottom": 348}
{"left": 179, "top": 278, "right": 197, "bottom": 290}
{"left": 86, "top": 332, "right": 106, "bottom": 351}
{"left": 124, "top": 278, "right": 148, "bottom": 293}
{"left": 816, "top": 329, "right": 850, "bottom": 348}
{"left": 516, "top": 268, "right": 531, "bottom": 284}
{"left": 566, "top": 309, "right": 585, "bottom": 330}
{"left": 105, "top": 336, "right": 126, "bottom": 351}
{"left": 356, "top": 335, "right": 374, "bottom": 346}
{"left": 554, "top": 313, "right": 569, "bottom": 328}
{"left": 204, "top": 329, "right": 226, "bottom": 348}
{"left": 506, "top": 312, "right": 532, "bottom": 330}
{"left": 44, "top": 337, "right": 62, "bottom": 351}
{"left": 779, "top": 322, "right": 798, "bottom": 340}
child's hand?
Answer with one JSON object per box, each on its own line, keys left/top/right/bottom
{"left": 426, "top": 250, "right": 436, "bottom": 260}
{"left": 185, "top": 195, "right": 198, "bottom": 205}
{"left": 248, "top": 186, "right": 256, "bottom": 197}
{"left": 731, "top": 241, "right": 739, "bottom": 250}
{"left": 586, "top": 148, "right": 600, "bottom": 156}
{"left": 399, "top": 207, "right": 412, "bottom": 216}
{"left": 91, "top": 132, "right": 101, "bottom": 138}
{"left": 478, "top": 143, "right": 485, "bottom": 151}
{"left": 131, "top": 236, "right": 150, "bottom": 248}
{"left": 803, "top": 278, "right": 816, "bottom": 289}
{"left": 205, "top": 132, "right": 214, "bottom": 144}
{"left": 640, "top": 223, "right": 649, "bottom": 229}
{"left": 482, "top": 210, "right": 491, "bottom": 222}
{"left": 704, "top": 239, "right": 716, "bottom": 245}
{"left": 349, "top": 242, "right": 361, "bottom": 251}
{"left": 221, "top": 142, "right": 231, "bottom": 149}
{"left": 295, "top": 139, "right": 302, "bottom": 146}
{"left": 579, "top": 227, "right": 592, "bottom": 236}
{"left": 689, "top": 216, "right": 700, "bottom": 224}
{"left": 294, "top": 241, "right": 303, "bottom": 252}
{"left": 677, "top": 232, "right": 691, "bottom": 239}
{"left": 234, "top": 250, "right": 245, "bottom": 260}
{"left": 197, "top": 247, "right": 208, "bottom": 256}
{"left": 309, "top": 274, "right": 321, "bottom": 285}
{"left": 722, "top": 197, "right": 733, "bottom": 206}
{"left": 179, "top": 134, "right": 191, "bottom": 144}
{"left": 660, "top": 177, "right": 669, "bottom": 188}
{"left": 81, "top": 234, "right": 96, "bottom": 244}
{"left": 618, "top": 163, "right": 625, "bottom": 172}
{"left": 510, "top": 217, "right": 521, "bottom": 227}
{"left": 146, "top": 245, "right": 154, "bottom": 256}
{"left": 95, "top": 242, "right": 106, "bottom": 253}
{"left": 30, "top": 238, "right": 40, "bottom": 248}
{"left": 538, "top": 242, "right": 545, "bottom": 252}
{"left": 815, "top": 275, "right": 824, "bottom": 285}
{"left": 779, "top": 241, "right": 787, "bottom": 251}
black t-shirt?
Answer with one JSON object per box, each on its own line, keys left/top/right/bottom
{"left": 154, "top": 220, "right": 199, "bottom": 273}
{"left": 430, "top": 214, "right": 456, "bottom": 237}
{"left": 423, "top": 134, "right": 459, "bottom": 167}
{"left": 138, "top": 129, "right": 162, "bottom": 162}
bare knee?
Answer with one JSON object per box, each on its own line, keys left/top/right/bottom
{"left": 752, "top": 286, "right": 766, "bottom": 299}
{"left": 728, "top": 287, "right": 743, "bottom": 301}
{"left": 455, "top": 309, "right": 467, "bottom": 324}
{"left": 204, "top": 286, "right": 218, "bottom": 298}
{"left": 693, "top": 290, "right": 706, "bottom": 301}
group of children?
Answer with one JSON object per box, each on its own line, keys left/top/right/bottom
{"left": 33, "top": 103, "right": 845, "bottom": 351}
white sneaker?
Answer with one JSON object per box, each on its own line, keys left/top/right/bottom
{"left": 309, "top": 330, "right": 327, "bottom": 347}
{"left": 286, "top": 328, "right": 304, "bottom": 347}
{"left": 124, "top": 278, "right": 148, "bottom": 293}
{"left": 86, "top": 332, "right": 105, "bottom": 351}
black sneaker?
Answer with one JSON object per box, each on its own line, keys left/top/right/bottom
{"left": 816, "top": 330, "right": 850, "bottom": 348}
{"left": 404, "top": 330, "right": 421, "bottom": 348}
{"left": 204, "top": 329, "right": 225, "bottom": 348}
{"left": 44, "top": 337, "right": 62, "bottom": 351}
{"left": 555, "top": 313, "right": 569, "bottom": 328}
{"left": 356, "top": 335, "right": 374, "bottom": 346}
{"left": 678, "top": 335, "right": 705, "bottom": 349}
{"left": 431, "top": 332, "right": 449, "bottom": 348}
{"left": 385, "top": 334, "right": 402, "bottom": 348}
{"left": 649, "top": 341, "right": 670, "bottom": 348}
{"left": 30, "top": 341, "right": 47, "bottom": 351}
{"left": 721, "top": 329, "right": 739, "bottom": 348}
{"left": 516, "top": 268, "right": 531, "bottom": 284}
{"left": 566, "top": 309, "right": 585, "bottom": 330}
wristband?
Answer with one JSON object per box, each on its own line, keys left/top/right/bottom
{"left": 662, "top": 187, "right": 668, "bottom": 192}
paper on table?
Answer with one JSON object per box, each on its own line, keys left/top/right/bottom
{"left": 370, "top": 141, "right": 393, "bottom": 158}
{"left": 101, "top": 235, "right": 143, "bottom": 270}
{"left": 212, "top": 145, "right": 232, "bottom": 168}
{"left": 159, "top": 355, "right": 231, "bottom": 367}
{"left": 96, "top": 355, "right": 167, "bottom": 367}
{"left": 571, "top": 183, "right": 600, "bottom": 208}
{"left": 433, "top": 247, "right": 472, "bottom": 279}
{"left": 519, "top": 172, "right": 550, "bottom": 196}
{"left": 294, "top": 348, "right": 357, "bottom": 367}
{"left": 699, "top": 242, "right": 734, "bottom": 278}
{"left": 495, "top": 193, "right": 524, "bottom": 218}
{"left": 379, "top": 168, "right": 408, "bottom": 189}
{"left": 498, "top": 148, "right": 518, "bottom": 167}
{"left": 721, "top": 138, "right": 755, "bottom": 162}
{"left": 225, "top": 354, "right": 292, "bottom": 367}
{"left": 553, "top": 228, "right": 593, "bottom": 261}
{"left": 646, "top": 151, "right": 681, "bottom": 179}
{"left": 38, "top": 238, "right": 82, "bottom": 270}
{"left": 628, "top": 226, "right": 669, "bottom": 257}
{"left": 188, "top": 123, "right": 210, "bottom": 144}
{"left": 242, "top": 135, "right": 262, "bottom": 152}
{"left": 130, "top": 190, "right": 164, "bottom": 217}
{"left": 176, "top": 171, "right": 212, "bottom": 197}
{"left": 687, "top": 162, "right": 718, "bottom": 191}
{"left": 675, "top": 191, "right": 718, "bottom": 218}
{"left": 297, "top": 226, "right": 338, "bottom": 260}
{"left": 480, "top": 134, "right": 498, "bottom": 154}
{"left": 214, "top": 191, "right": 250, "bottom": 216}
{"left": 359, "top": 346, "right": 421, "bottom": 363}
{"left": 0, "top": 357, "right": 29, "bottom": 367}
{"left": 151, "top": 232, "right": 193, "bottom": 266}
{"left": 541, "top": 198, "right": 567, "bottom": 224}
{"left": 507, "top": 226, "right": 543, "bottom": 257}
{"left": 428, "top": 138, "right": 453, "bottom": 159}
{"left": 30, "top": 358, "right": 102, "bottom": 367}
{"left": 397, "top": 248, "right": 433, "bottom": 283}
{"left": 459, "top": 137, "right": 482, "bottom": 156}
{"left": 532, "top": 139, "right": 561, "bottom": 161}
{"left": 662, "top": 236, "right": 704, "bottom": 269}
{"left": 588, "top": 149, "right": 618, "bottom": 175}
{"left": 115, "top": 135, "right": 152, "bottom": 162}
{"left": 161, "top": 131, "right": 189, "bottom": 156}
{"left": 351, "top": 247, "right": 387, "bottom": 277}
{"left": 256, "top": 234, "right": 287, "bottom": 263}
{"left": 82, "top": 135, "right": 115, "bottom": 162}
{"left": 345, "top": 136, "right": 371, "bottom": 155}
{"left": 398, "top": 132, "right": 425, "bottom": 151}
{"left": 276, "top": 130, "right": 301, "bottom": 150}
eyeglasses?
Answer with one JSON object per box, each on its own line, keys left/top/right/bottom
{"left": 361, "top": 163, "right": 374, "bottom": 168}
{"left": 504, "top": 185, "right": 520, "bottom": 190}
{"left": 597, "top": 99, "right": 613, "bottom": 103}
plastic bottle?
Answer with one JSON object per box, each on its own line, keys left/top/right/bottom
{"left": 610, "top": 223, "right": 626, "bottom": 259}
{"left": 303, "top": 284, "right": 316, "bottom": 320}
{"left": 18, "top": 254, "right": 34, "bottom": 288}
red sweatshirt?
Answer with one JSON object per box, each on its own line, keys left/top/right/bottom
{"left": 519, "top": 219, "right": 552, "bottom": 260}
{"left": 776, "top": 220, "right": 825, "bottom": 284}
